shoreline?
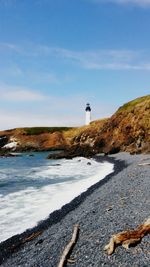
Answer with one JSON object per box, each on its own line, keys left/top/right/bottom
{"left": 0, "top": 154, "right": 125, "bottom": 265}
{"left": 0, "top": 152, "right": 149, "bottom": 266}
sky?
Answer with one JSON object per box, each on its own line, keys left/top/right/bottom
{"left": 0, "top": 0, "right": 150, "bottom": 130}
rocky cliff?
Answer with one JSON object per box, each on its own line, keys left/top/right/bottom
{"left": 95, "top": 95, "right": 150, "bottom": 154}
{"left": 71, "top": 95, "right": 150, "bottom": 155}
{"left": 0, "top": 127, "right": 70, "bottom": 152}
{"left": 0, "top": 95, "right": 149, "bottom": 155}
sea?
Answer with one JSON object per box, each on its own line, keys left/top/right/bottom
{"left": 0, "top": 152, "right": 114, "bottom": 243}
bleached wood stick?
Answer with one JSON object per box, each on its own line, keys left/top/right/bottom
{"left": 138, "top": 163, "right": 150, "bottom": 166}
{"left": 57, "top": 224, "right": 79, "bottom": 267}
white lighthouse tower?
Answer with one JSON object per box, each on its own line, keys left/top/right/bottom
{"left": 85, "top": 103, "right": 91, "bottom": 125}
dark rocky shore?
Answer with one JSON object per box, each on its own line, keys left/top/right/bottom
{"left": 0, "top": 153, "right": 150, "bottom": 267}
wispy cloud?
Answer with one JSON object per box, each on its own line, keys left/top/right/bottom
{"left": 0, "top": 109, "right": 57, "bottom": 130}
{"left": 0, "top": 94, "right": 86, "bottom": 130}
{"left": 1, "top": 42, "right": 150, "bottom": 71}
{"left": 0, "top": 83, "right": 87, "bottom": 112}
{"left": 0, "top": 109, "right": 83, "bottom": 130}
{"left": 0, "top": 96, "right": 117, "bottom": 130}
{"left": 27, "top": 71, "right": 61, "bottom": 85}
{"left": 0, "top": 42, "right": 21, "bottom": 53}
{"left": 0, "top": 84, "right": 46, "bottom": 101}
{"left": 0, "top": 66, "right": 23, "bottom": 78}
{"left": 0, "top": 82, "right": 117, "bottom": 130}
{"left": 88, "top": 0, "right": 150, "bottom": 7}
{"left": 37, "top": 46, "right": 150, "bottom": 71}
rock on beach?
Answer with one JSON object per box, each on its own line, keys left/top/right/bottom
{"left": 0, "top": 152, "right": 149, "bottom": 267}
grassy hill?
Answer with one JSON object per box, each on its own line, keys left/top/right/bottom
{"left": 94, "top": 95, "right": 150, "bottom": 153}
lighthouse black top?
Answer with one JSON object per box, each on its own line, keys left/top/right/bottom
{"left": 85, "top": 103, "right": 91, "bottom": 112}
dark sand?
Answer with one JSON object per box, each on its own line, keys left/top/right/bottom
{"left": 0, "top": 153, "right": 149, "bottom": 267}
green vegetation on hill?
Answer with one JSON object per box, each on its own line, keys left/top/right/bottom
{"left": 117, "top": 95, "right": 150, "bottom": 113}
{"left": 24, "top": 127, "right": 73, "bottom": 135}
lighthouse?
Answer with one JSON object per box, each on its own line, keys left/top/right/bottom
{"left": 85, "top": 103, "right": 91, "bottom": 125}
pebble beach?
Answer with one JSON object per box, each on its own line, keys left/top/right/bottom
{"left": 0, "top": 152, "right": 149, "bottom": 267}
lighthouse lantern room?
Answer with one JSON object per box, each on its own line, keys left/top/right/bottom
{"left": 85, "top": 103, "right": 91, "bottom": 125}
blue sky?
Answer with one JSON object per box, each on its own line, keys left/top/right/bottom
{"left": 0, "top": 0, "right": 150, "bottom": 129}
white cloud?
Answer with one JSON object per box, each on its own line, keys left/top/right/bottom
{"left": 1, "top": 42, "right": 150, "bottom": 71}
{"left": 0, "top": 42, "right": 20, "bottom": 53}
{"left": 37, "top": 46, "right": 150, "bottom": 71}
{"left": 83, "top": 62, "right": 150, "bottom": 70}
{"left": 89, "top": 0, "right": 150, "bottom": 7}
{"left": 0, "top": 110, "right": 83, "bottom": 130}
{"left": 0, "top": 66, "right": 23, "bottom": 78}
{"left": 0, "top": 110, "right": 54, "bottom": 130}
{"left": 0, "top": 99, "right": 83, "bottom": 130}
{"left": 0, "top": 102, "right": 116, "bottom": 130}
{"left": 27, "top": 71, "right": 61, "bottom": 85}
{"left": 0, "top": 89, "right": 117, "bottom": 130}
{"left": 0, "top": 84, "right": 46, "bottom": 101}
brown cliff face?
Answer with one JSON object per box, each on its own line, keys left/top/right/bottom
{"left": 16, "top": 132, "right": 68, "bottom": 151}
{"left": 94, "top": 95, "right": 150, "bottom": 154}
{"left": 64, "top": 119, "right": 108, "bottom": 147}
{"left": 0, "top": 120, "right": 107, "bottom": 153}
{"left": 0, "top": 128, "right": 69, "bottom": 151}
{"left": 67, "top": 95, "right": 150, "bottom": 155}
{"left": 0, "top": 95, "right": 149, "bottom": 155}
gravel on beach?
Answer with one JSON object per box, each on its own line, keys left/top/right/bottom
{"left": 0, "top": 152, "right": 150, "bottom": 267}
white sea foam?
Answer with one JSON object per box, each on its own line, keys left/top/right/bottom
{"left": 0, "top": 157, "right": 114, "bottom": 242}
{"left": 3, "top": 141, "right": 17, "bottom": 149}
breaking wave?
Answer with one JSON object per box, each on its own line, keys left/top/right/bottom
{"left": 0, "top": 153, "right": 114, "bottom": 242}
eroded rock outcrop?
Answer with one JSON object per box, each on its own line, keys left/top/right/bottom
{"left": 64, "top": 95, "right": 150, "bottom": 156}
{"left": 47, "top": 144, "right": 97, "bottom": 159}
{"left": 0, "top": 128, "right": 69, "bottom": 152}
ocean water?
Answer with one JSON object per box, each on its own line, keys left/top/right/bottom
{"left": 0, "top": 152, "right": 114, "bottom": 242}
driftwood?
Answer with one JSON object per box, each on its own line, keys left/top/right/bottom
{"left": 138, "top": 163, "right": 150, "bottom": 166}
{"left": 67, "top": 258, "right": 76, "bottom": 264}
{"left": 9, "top": 231, "right": 42, "bottom": 253}
{"left": 104, "top": 217, "right": 150, "bottom": 255}
{"left": 22, "top": 231, "right": 42, "bottom": 243}
{"left": 58, "top": 224, "right": 79, "bottom": 267}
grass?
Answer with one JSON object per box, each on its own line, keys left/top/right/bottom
{"left": 117, "top": 95, "right": 150, "bottom": 113}
{"left": 24, "top": 127, "right": 73, "bottom": 135}
{"left": 64, "top": 118, "right": 108, "bottom": 140}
